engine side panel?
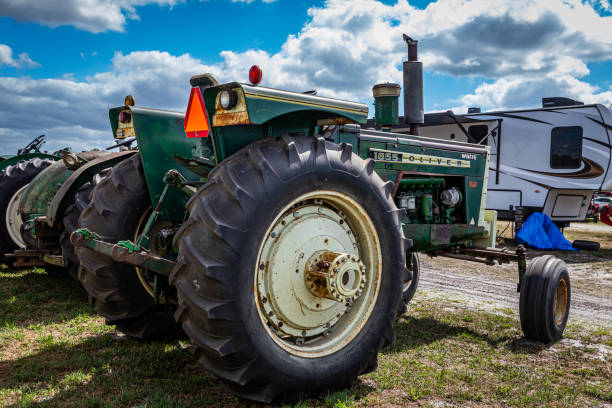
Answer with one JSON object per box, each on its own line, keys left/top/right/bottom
{"left": 352, "top": 129, "right": 490, "bottom": 252}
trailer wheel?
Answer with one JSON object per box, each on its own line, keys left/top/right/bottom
{"left": 571, "top": 240, "right": 600, "bottom": 251}
{"left": 76, "top": 154, "right": 181, "bottom": 339}
{"left": 0, "top": 158, "right": 54, "bottom": 261}
{"left": 170, "top": 135, "right": 408, "bottom": 402}
{"left": 397, "top": 253, "right": 420, "bottom": 316}
{"left": 60, "top": 169, "right": 110, "bottom": 280}
{"left": 519, "top": 255, "right": 570, "bottom": 343}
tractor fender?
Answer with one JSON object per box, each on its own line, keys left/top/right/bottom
{"left": 0, "top": 152, "right": 59, "bottom": 174}
{"left": 19, "top": 160, "right": 73, "bottom": 217}
{"left": 46, "top": 150, "right": 138, "bottom": 227}
{"left": 19, "top": 151, "right": 110, "bottom": 218}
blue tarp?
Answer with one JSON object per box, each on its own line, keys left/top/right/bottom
{"left": 516, "top": 212, "right": 577, "bottom": 251}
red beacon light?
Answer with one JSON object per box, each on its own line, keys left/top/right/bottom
{"left": 249, "top": 65, "right": 263, "bottom": 86}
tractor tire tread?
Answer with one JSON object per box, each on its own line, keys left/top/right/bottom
{"left": 0, "top": 158, "right": 54, "bottom": 260}
{"left": 171, "top": 135, "right": 408, "bottom": 402}
{"left": 76, "top": 154, "right": 181, "bottom": 339}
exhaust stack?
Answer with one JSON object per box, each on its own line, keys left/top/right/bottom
{"left": 402, "top": 34, "right": 424, "bottom": 135}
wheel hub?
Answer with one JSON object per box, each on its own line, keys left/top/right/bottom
{"left": 305, "top": 251, "right": 366, "bottom": 302}
{"left": 554, "top": 278, "right": 568, "bottom": 326}
{"left": 255, "top": 191, "right": 382, "bottom": 357}
{"left": 257, "top": 203, "right": 360, "bottom": 338}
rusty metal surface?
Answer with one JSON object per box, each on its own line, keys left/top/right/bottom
{"left": 42, "top": 254, "right": 66, "bottom": 267}
{"left": 46, "top": 150, "right": 137, "bottom": 227}
{"left": 430, "top": 224, "right": 451, "bottom": 246}
{"left": 19, "top": 150, "right": 110, "bottom": 220}
{"left": 5, "top": 249, "right": 48, "bottom": 267}
{"left": 432, "top": 245, "right": 523, "bottom": 267}
{"left": 19, "top": 160, "right": 73, "bottom": 217}
{"left": 70, "top": 230, "right": 174, "bottom": 276}
{"left": 212, "top": 87, "right": 250, "bottom": 127}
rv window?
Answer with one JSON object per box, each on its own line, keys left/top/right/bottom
{"left": 550, "top": 126, "right": 582, "bottom": 169}
{"left": 468, "top": 125, "right": 488, "bottom": 144}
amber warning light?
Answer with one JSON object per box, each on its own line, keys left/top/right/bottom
{"left": 184, "top": 87, "right": 210, "bottom": 138}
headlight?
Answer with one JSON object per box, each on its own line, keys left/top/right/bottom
{"left": 62, "top": 152, "right": 80, "bottom": 169}
{"left": 219, "top": 89, "right": 237, "bottom": 110}
{"left": 118, "top": 111, "right": 131, "bottom": 123}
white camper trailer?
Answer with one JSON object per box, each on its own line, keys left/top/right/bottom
{"left": 402, "top": 98, "right": 612, "bottom": 226}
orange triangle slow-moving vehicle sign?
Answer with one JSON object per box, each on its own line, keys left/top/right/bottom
{"left": 184, "top": 87, "right": 210, "bottom": 138}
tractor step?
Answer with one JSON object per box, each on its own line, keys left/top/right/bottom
{"left": 70, "top": 228, "right": 175, "bottom": 276}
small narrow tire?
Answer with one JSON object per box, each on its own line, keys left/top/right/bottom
{"left": 571, "top": 240, "right": 600, "bottom": 251}
{"left": 76, "top": 154, "right": 181, "bottom": 339}
{"left": 519, "top": 255, "right": 571, "bottom": 343}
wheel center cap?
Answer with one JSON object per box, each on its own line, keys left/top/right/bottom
{"left": 305, "top": 250, "right": 366, "bottom": 303}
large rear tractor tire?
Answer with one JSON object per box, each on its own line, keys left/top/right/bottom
{"left": 60, "top": 169, "right": 110, "bottom": 280}
{"left": 519, "top": 255, "right": 571, "bottom": 343}
{"left": 170, "top": 135, "right": 409, "bottom": 402}
{"left": 0, "top": 158, "right": 54, "bottom": 262}
{"left": 76, "top": 155, "right": 181, "bottom": 339}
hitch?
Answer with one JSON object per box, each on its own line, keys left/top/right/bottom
{"left": 70, "top": 228, "right": 175, "bottom": 276}
{"left": 431, "top": 244, "right": 527, "bottom": 292}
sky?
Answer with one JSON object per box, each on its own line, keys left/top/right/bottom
{"left": 0, "top": 0, "right": 611, "bottom": 153}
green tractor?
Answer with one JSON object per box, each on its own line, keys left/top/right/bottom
{"left": 1, "top": 104, "right": 141, "bottom": 277}
{"left": 0, "top": 135, "right": 62, "bottom": 260}
{"left": 0, "top": 134, "right": 59, "bottom": 172}
{"left": 70, "top": 62, "right": 571, "bottom": 402}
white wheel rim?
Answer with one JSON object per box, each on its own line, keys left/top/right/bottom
{"left": 5, "top": 184, "right": 27, "bottom": 248}
{"left": 254, "top": 190, "right": 382, "bottom": 358}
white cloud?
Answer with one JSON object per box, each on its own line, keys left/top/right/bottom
{"left": 1, "top": 0, "right": 612, "bottom": 153}
{"left": 0, "top": 50, "right": 224, "bottom": 152}
{"left": 0, "top": 0, "right": 182, "bottom": 33}
{"left": 0, "top": 44, "right": 40, "bottom": 68}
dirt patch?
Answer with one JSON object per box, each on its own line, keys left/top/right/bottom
{"left": 417, "top": 222, "right": 612, "bottom": 328}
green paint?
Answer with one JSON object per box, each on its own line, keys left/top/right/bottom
{"left": 97, "top": 79, "right": 492, "bottom": 265}
{"left": 374, "top": 95, "right": 399, "bottom": 126}
{"left": 113, "top": 106, "right": 203, "bottom": 221}
{"left": 0, "top": 152, "right": 59, "bottom": 174}
{"left": 75, "top": 228, "right": 101, "bottom": 241}
{"left": 19, "top": 160, "right": 74, "bottom": 217}
{"left": 46, "top": 150, "right": 137, "bottom": 227}
{"left": 421, "top": 194, "right": 432, "bottom": 223}
{"left": 400, "top": 178, "right": 444, "bottom": 188}
{"left": 117, "top": 241, "right": 142, "bottom": 254}
{"left": 240, "top": 84, "right": 368, "bottom": 125}
{"left": 373, "top": 83, "right": 400, "bottom": 126}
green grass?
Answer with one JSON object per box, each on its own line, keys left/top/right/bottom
{"left": 1, "top": 266, "right": 610, "bottom": 407}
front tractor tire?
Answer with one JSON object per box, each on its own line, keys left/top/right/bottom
{"left": 519, "top": 255, "right": 571, "bottom": 343}
{"left": 170, "top": 135, "right": 409, "bottom": 402}
{"left": 76, "top": 154, "right": 181, "bottom": 339}
{"left": 0, "top": 158, "right": 54, "bottom": 261}
{"left": 397, "top": 253, "right": 420, "bottom": 316}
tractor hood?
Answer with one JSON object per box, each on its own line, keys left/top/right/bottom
{"left": 203, "top": 83, "right": 369, "bottom": 127}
